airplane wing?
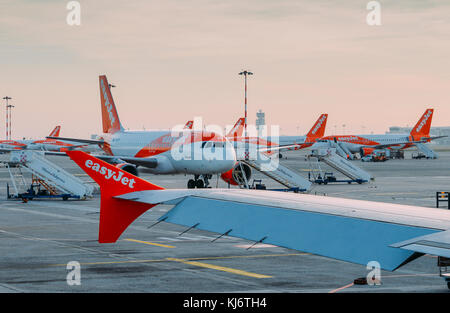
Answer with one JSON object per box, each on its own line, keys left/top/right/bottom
{"left": 46, "top": 136, "right": 105, "bottom": 145}
{"left": 257, "top": 144, "right": 303, "bottom": 153}
{"left": 427, "top": 135, "right": 448, "bottom": 141}
{"left": 44, "top": 151, "right": 158, "bottom": 168}
{"left": 357, "top": 136, "right": 448, "bottom": 150}
{"left": 66, "top": 150, "right": 450, "bottom": 272}
{"left": 390, "top": 229, "right": 450, "bottom": 258}
{"left": 349, "top": 140, "right": 426, "bottom": 150}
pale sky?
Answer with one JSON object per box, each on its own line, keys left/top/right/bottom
{"left": 0, "top": 0, "right": 449, "bottom": 139}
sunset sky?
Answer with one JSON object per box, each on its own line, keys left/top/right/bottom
{"left": 0, "top": 0, "right": 449, "bottom": 139}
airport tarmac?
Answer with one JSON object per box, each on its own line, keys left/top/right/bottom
{"left": 0, "top": 150, "right": 449, "bottom": 293}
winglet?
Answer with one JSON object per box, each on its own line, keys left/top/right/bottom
{"left": 48, "top": 126, "right": 61, "bottom": 137}
{"left": 306, "top": 114, "right": 328, "bottom": 141}
{"left": 410, "top": 108, "right": 433, "bottom": 138}
{"left": 66, "top": 150, "right": 163, "bottom": 243}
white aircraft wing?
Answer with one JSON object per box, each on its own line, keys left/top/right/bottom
{"left": 360, "top": 140, "right": 427, "bottom": 150}
{"left": 46, "top": 136, "right": 105, "bottom": 145}
{"left": 44, "top": 151, "right": 158, "bottom": 169}
{"left": 257, "top": 144, "right": 304, "bottom": 153}
{"left": 390, "top": 229, "right": 450, "bottom": 258}
{"left": 66, "top": 150, "right": 450, "bottom": 272}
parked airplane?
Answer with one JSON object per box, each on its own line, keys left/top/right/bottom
{"left": 220, "top": 114, "right": 328, "bottom": 186}
{"left": 0, "top": 126, "right": 83, "bottom": 152}
{"left": 318, "top": 109, "right": 444, "bottom": 158}
{"left": 183, "top": 120, "right": 193, "bottom": 130}
{"left": 67, "top": 150, "right": 450, "bottom": 289}
{"left": 50, "top": 75, "right": 236, "bottom": 189}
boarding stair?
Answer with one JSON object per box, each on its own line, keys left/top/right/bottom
{"left": 309, "top": 148, "right": 372, "bottom": 183}
{"left": 7, "top": 150, "right": 94, "bottom": 199}
{"left": 415, "top": 143, "right": 438, "bottom": 159}
{"left": 333, "top": 141, "right": 355, "bottom": 160}
{"left": 242, "top": 152, "right": 312, "bottom": 191}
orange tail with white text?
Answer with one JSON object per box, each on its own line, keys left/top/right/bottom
{"left": 67, "top": 150, "right": 163, "bottom": 243}
{"left": 184, "top": 120, "right": 194, "bottom": 129}
{"left": 99, "top": 75, "right": 124, "bottom": 134}
{"left": 48, "top": 126, "right": 61, "bottom": 137}
{"left": 410, "top": 108, "right": 433, "bottom": 140}
{"left": 226, "top": 117, "right": 245, "bottom": 138}
{"left": 305, "top": 114, "right": 328, "bottom": 142}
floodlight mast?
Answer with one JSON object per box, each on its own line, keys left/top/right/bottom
{"left": 238, "top": 70, "right": 253, "bottom": 160}
{"left": 3, "top": 96, "right": 13, "bottom": 140}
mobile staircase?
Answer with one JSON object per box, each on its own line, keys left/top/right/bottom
{"left": 6, "top": 150, "right": 94, "bottom": 201}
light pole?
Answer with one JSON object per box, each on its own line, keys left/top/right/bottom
{"left": 3, "top": 96, "right": 12, "bottom": 140}
{"left": 238, "top": 70, "right": 253, "bottom": 140}
{"left": 238, "top": 70, "right": 253, "bottom": 160}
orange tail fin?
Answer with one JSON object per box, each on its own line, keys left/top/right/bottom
{"left": 306, "top": 114, "right": 328, "bottom": 141}
{"left": 99, "top": 75, "right": 124, "bottom": 134}
{"left": 226, "top": 117, "right": 245, "bottom": 138}
{"left": 48, "top": 126, "right": 61, "bottom": 137}
{"left": 184, "top": 120, "right": 194, "bottom": 129}
{"left": 410, "top": 108, "right": 433, "bottom": 138}
{"left": 67, "top": 150, "right": 163, "bottom": 243}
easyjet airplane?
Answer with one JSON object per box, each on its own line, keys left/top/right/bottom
{"left": 50, "top": 75, "right": 236, "bottom": 189}
{"left": 220, "top": 114, "right": 327, "bottom": 186}
{"left": 0, "top": 126, "right": 83, "bottom": 152}
{"left": 319, "top": 109, "right": 444, "bottom": 157}
{"left": 225, "top": 114, "right": 327, "bottom": 151}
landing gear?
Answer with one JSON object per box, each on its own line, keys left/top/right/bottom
{"left": 187, "top": 174, "right": 212, "bottom": 189}
{"left": 196, "top": 179, "right": 204, "bottom": 188}
{"left": 187, "top": 179, "right": 196, "bottom": 189}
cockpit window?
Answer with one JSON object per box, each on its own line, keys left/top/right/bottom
{"left": 202, "top": 141, "right": 224, "bottom": 148}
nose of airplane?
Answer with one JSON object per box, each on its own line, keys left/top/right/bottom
{"left": 222, "top": 140, "right": 237, "bottom": 171}
{"left": 204, "top": 139, "right": 236, "bottom": 173}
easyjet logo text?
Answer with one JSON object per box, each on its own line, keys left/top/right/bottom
{"left": 85, "top": 159, "right": 136, "bottom": 188}
{"left": 101, "top": 79, "right": 116, "bottom": 128}
{"left": 311, "top": 115, "right": 327, "bottom": 135}
{"left": 415, "top": 110, "right": 432, "bottom": 133}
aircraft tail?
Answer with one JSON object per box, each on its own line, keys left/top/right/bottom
{"left": 184, "top": 120, "right": 194, "bottom": 130}
{"left": 226, "top": 117, "right": 245, "bottom": 138}
{"left": 66, "top": 150, "right": 163, "bottom": 243}
{"left": 306, "top": 114, "right": 328, "bottom": 141}
{"left": 99, "top": 75, "right": 124, "bottom": 134}
{"left": 410, "top": 108, "right": 433, "bottom": 138}
{"left": 48, "top": 126, "right": 61, "bottom": 137}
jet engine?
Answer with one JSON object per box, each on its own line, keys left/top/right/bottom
{"left": 360, "top": 147, "right": 375, "bottom": 156}
{"left": 220, "top": 162, "right": 252, "bottom": 186}
{"left": 116, "top": 163, "right": 139, "bottom": 176}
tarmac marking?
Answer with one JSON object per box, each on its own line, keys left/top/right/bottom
{"left": 124, "top": 238, "right": 175, "bottom": 248}
{"left": 373, "top": 192, "right": 419, "bottom": 196}
{"left": 166, "top": 257, "right": 272, "bottom": 279}
{"left": 328, "top": 282, "right": 354, "bottom": 293}
{"left": 48, "top": 253, "right": 305, "bottom": 267}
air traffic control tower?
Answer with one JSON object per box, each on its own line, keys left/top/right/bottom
{"left": 256, "top": 109, "right": 266, "bottom": 137}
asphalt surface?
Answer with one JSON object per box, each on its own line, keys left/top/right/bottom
{"left": 0, "top": 150, "right": 449, "bottom": 293}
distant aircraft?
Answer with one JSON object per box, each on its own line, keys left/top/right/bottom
{"left": 183, "top": 120, "right": 193, "bottom": 130}
{"left": 220, "top": 114, "right": 328, "bottom": 186}
{"left": 67, "top": 150, "right": 450, "bottom": 289}
{"left": 319, "top": 109, "right": 445, "bottom": 157}
{"left": 0, "top": 126, "right": 83, "bottom": 152}
{"left": 49, "top": 75, "right": 236, "bottom": 189}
